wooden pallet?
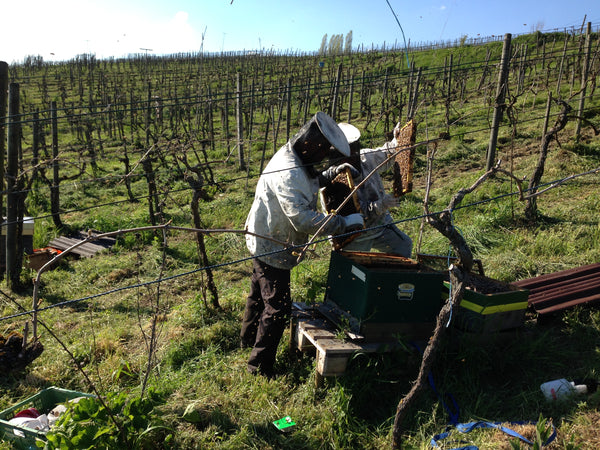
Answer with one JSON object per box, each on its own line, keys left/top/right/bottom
{"left": 291, "top": 305, "right": 401, "bottom": 386}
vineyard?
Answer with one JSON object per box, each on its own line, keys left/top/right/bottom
{"left": 0, "top": 23, "right": 599, "bottom": 448}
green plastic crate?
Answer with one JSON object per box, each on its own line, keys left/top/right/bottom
{"left": 324, "top": 251, "right": 444, "bottom": 338}
{"left": 0, "top": 386, "right": 94, "bottom": 449}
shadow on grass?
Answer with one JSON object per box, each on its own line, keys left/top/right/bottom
{"left": 249, "top": 422, "right": 325, "bottom": 450}
{"left": 289, "top": 307, "right": 600, "bottom": 440}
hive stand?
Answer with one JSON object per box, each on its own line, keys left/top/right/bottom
{"left": 290, "top": 303, "right": 401, "bottom": 387}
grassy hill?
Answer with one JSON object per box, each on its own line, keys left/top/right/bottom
{"left": 1, "top": 28, "right": 599, "bottom": 448}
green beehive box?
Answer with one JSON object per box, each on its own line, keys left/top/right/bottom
{"left": 0, "top": 386, "right": 94, "bottom": 449}
{"left": 443, "top": 272, "right": 529, "bottom": 333}
{"left": 324, "top": 251, "right": 444, "bottom": 339}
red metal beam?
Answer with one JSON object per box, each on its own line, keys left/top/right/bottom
{"left": 513, "top": 263, "right": 600, "bottom": 315}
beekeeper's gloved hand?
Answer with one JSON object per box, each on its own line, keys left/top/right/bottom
{"left": 342, "top": 213, "right": 364, "bottom": 231}
{"left": 393, "top": 121, "right": 403, "bottom": 140}
{"left": 319, "top": 163, "right": 360, "bottom": 187}
{"left": 388, "top": 121, "right": 404, "bottom": 149}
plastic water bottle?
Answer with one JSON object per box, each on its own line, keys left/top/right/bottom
{"left": 540, "top": 378, "right": 588, "bottom": 401}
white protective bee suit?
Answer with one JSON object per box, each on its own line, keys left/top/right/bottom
{"left": 337, "top": 122, "right": 413, "bottom": 257}
{"left": 242, "top": 112, "right": 361, "bottom": 377}
{"left": 244, "top": 142, "right": 351, "bottom": 269}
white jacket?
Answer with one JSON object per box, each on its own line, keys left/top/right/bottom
{"left": 245, "top": 143, "right": 347, "bottom": 269}
{"left": 357, "top": 138, "right": 398, "bottom": 228}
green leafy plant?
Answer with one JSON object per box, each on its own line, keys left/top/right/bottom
{"left": 40, "top": 390, "right": 171, "bottom": 449}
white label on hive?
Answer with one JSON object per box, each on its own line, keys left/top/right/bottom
{"left": 350, "top": 265, "right": 365, "bottom": 282}
{"left": 397, "top": 283, "right": 415, "bottom": 301}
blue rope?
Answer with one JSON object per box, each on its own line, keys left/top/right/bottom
{"left": 411, "top": 342, "right": 460, "bottom": 425}
{"left": 430, "top": 420, "right": 557, "bottom": 449}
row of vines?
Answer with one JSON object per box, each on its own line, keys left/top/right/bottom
{"left": 0, "top": 26, "right": 599, "bottom": 290}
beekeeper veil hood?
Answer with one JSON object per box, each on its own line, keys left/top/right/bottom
{"left": 291, "top": 112, "right": 350, "bottom": 165}
{"left": 337, "top": 122, "right": 361, "bottom": 144}
{"left": 332, "top": 122, "right": 362, "bottom": 171}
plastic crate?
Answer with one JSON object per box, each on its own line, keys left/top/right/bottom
{"left": 0, "top": 386, "right": 94, "bottom": 449}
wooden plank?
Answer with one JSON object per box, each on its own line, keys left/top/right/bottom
{"left": 317, "top": 349, "right": 351, "bottom": 376}
{"left": 314, "top": 338, "right": 391, "bottom": 377}
{"left": 312, "top": 338, "right": 363, "bottom": 354}
{"left": 48, "top": 236, "right": 109, "bottom": 258}
{"left": 313, "top": 338, "right": 360, "bottom": 377}
{"left": 297, "top": 322, "right": 398, "bottom": 377}
{"left": 296, "top": 319, "right": 336, "bottom": 351}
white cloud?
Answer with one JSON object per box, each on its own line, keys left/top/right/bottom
{"left": 104, "top": 10, "right": 201, "bottom": 57}
{"left": 1, "top": 3, "right": 202, "bottom": 63}
{"left": 173, "top": 11, "right": 189, "bottom": 24}
{"left": 158, "top": 11, "right": 201, "bottom": 54}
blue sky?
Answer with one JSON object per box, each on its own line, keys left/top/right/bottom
{"left": 2, "top": 0, "right": 598, "bottom": 63}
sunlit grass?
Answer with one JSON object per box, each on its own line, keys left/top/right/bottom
{"left": 1, "top": 33, "right": 599, "bottom": 449}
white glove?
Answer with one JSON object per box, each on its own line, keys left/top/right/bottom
{"left": 335, "top": 163, "right": 360, "bottom": 179}
{"left": 343, "top": 213, "right": 364, "bottom": 231}
{"left": 393, "top": 121, "right": 403, "bottom": 140}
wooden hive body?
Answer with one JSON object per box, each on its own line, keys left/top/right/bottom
{"left": 319, "top": 167, "right": 363, "bottom": 250}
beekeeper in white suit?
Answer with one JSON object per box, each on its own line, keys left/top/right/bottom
{"left": 335, "top": 121, "right": 413, "bottom": 257}
{"left": 242, "top": 111, "right": 363, "bottom": 378}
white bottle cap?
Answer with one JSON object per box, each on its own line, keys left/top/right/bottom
{"left": 573, "top": 384, "right": 588, "bottom": 395}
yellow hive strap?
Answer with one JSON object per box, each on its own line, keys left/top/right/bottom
{"left": 460, "top": 300, "right": 529, "bottom": 315}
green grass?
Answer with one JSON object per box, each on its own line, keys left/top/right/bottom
{"left": 5, "top": 141, "right": 600, "bottom": 448}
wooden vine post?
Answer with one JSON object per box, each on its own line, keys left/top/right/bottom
{"left": 555, "top": 33, "right": 569, "bottom": 96}
{"left": 575, "top": 22, "right": 592, "bottom": 141}
{"left": 50, "top": 101, "right": 63, "bottom": 229}
{"left": 444, "top": 54, "right": 453, "bottom": 134}
{"left": 6, "top": 83, "right": 20, "bottom": 289}
{"left": 331, "top": 63, "right": 342, "bottom": 121}
{"left": 486, "top": 33, "right": 512, "bottom": 171}
{"left": 285, "top": 76, "right": 292, "bottom": 142}
{"left": 347, "top": 73, "right": 355, "bottom": 122}
{"left": 236, "top": 72, "right": 246, "bottom": 171}
{"left": 0, "top": 61, "right": 7, "bottom": 228}
{"left": 303, "top": 76, "right": 311, "bottom": 124}
{"left": 407, "top": 67, "right": 422, "bottom": 121}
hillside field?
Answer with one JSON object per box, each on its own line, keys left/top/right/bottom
{"left": 1, "top": 28, "right": 599, "bottom": 448}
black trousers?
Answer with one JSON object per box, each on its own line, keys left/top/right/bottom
{"left": 241, "top": 258, "right": 291, "bottom": 375}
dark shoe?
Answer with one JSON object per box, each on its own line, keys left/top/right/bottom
{"left": 260, "top": 368, "right": 276, "bottom": 379}
{"left": 240, "top": 340, "right": 253, "bottom": 349}
{"left": 248, "top": 365, "right": 276, "bottom": 380}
